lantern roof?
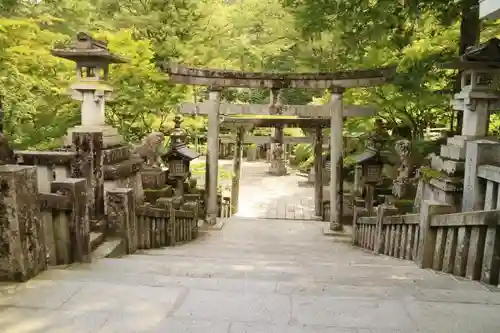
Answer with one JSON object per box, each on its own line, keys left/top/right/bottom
{"left": 345, "top": 148, "right": 381, "bottom": 166}
{"left": 51, "top": 32, "right": 127, "bottom": 64}
{"left": 440, "top": 38, "right": 500, "bottom": 70}
{"left": 163, "top": 115, "right": 199, "bottom": 161}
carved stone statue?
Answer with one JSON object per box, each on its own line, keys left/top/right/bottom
{"left": 392, "top": 139, "right": 414, "bottom": 199}
{"left": 131, "top": 131, "right": 165, "bottom": 168}
{"left": 394, "top": 139, "right": 413, "bottom": 181}
{"left": 272, "top": 143, "right": 283, "bottom": 160}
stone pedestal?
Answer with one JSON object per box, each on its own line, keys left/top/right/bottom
{"left": 140, "top": 166, "right": 166, "bottom": 189}
{"left": 63, "top": 80, "right": 124, "bottom": 148}
{"left": 0, "top": 165, "right": 46, "bottom": 281}
{"left": 103, "top": 145, "right": 145, "bottom": 212}
{"left": 415, "top": 135, "right": 467, "bottom": 212}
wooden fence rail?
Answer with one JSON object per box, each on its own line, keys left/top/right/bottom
{"left": 136, "top": 205, "right": 198, "bottom": 249}
{"left": 354, "top": 200, "right": 500, "bottom": 286}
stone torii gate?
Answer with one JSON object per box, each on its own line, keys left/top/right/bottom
{"left": 162, "top": 63, "right": 396, "bottom": 228}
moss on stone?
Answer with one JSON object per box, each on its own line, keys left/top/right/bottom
{"left": 419, "top": 167, "right": 443, "bottom": 182}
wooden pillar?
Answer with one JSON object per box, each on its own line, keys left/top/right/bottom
{"left": 206, "top": 87, "right": 221, "bottom": 225}
{"left": 314, "top": 126, "right": 323, "bottom": 216}
{"left": 353, "top": 165, "right": 362, "bottom": 196}
{"left": 329, "top": 86, "right": 345, "bottom": 231}
{"left": 231, "top": 126, "right": 244, "bottom": 214}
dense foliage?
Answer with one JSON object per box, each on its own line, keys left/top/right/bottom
{"left": 1, "top": 0, "right": 499, "bottom": 150}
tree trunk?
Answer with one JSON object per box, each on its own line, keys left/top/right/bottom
{"left": 455, "top": 0, "right": 480, "bottom": 134}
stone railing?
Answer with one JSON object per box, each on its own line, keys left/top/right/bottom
{"left": 355, "top": 200, "right": 500, "bottom": 286}
{"left": 15, "top": 150, "right": 76, "bottom": 191}
{"left": 39, "top": 179, "right": 89, "bottom": 266}
{"left": 0, "top": 165, "right": 90, "bottom": 282}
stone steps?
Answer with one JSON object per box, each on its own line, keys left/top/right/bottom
{"left": 91, "top": 238, "right": 125, "bottom": 260}
{"left": 89, "top": 232, "right": 105, "bottom": 252}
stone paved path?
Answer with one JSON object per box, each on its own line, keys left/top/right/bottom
{"left": 2, "top": 218, "right": 500, "bottom": 332}
{"left": 236, "top": 161, "right": 319, "bottom": 220}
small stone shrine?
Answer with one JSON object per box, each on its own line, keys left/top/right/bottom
{"left": 162, "top": 115, "right": 199, "bottom": 197}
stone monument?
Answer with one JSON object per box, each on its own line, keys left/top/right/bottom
{"left": 51, "top": 32, "right": 125, "bottom": 147}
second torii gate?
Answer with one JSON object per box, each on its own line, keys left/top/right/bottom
{"left": 162, "top": 63, "right": 395, "bottom": 228}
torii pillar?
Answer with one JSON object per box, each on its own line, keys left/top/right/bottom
{"left": 269, "top": 89, "right": 287, "bottom": 175}
{"left": 329, "top": 86, "right": 345, "bottom": 231}
{"left": 206, "top": 87, "right": 222, "bottom": 226}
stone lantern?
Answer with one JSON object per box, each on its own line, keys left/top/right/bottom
{"left": 162, "top": 115, "right": 199, "bottom": 197}
{"left": 354, "top": 148, "right": 383, "bottom": 185}
{"left": 51, "top": 32, "right": 126, "bottom": 147}
{"left": 347, "top": 145, "right": 383, "bottom": 216}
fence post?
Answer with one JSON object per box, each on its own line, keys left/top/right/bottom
{"left": 374, "top": 205, "right": 398, "bottom": 254}
{"left": 71, "top": 131, "right": 104, "bottom": 225}
{"left": 51, "top": 178, "right": 90, "bottom": 263}
{"left": 0, "top": 165, "right": 46, "bottom": 281}
{"left": 416, "top": 200, "right": 454, "bottom": 268}
{"left": 106, "top": 188, "right": 137, "bottom": 254}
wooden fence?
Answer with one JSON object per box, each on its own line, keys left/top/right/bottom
{"left": 356, "top": 211, "right": 420, "bottom": 261}
{"left": 354, "top": 201, "right": 500, "bottom": 286}
{"left": 136, "top": 205, "right": 198, "bottom": 249}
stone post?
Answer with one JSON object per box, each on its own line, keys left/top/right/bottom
{"left": 416, "top": 200, "right": 454, "bottom": 269}
{"left": 269, "top": 88, "right": 287, "bottom": 175}
{"left": 106, "top": 188, "right": 137, "bottom": 254}
{"left": 329, "top": 86, "right": 345, "bottom": 231}
{"left": 206, "top": 87, "right": 222, "bottom": 225}
{"left": 231, "top": 126, "right": 244, "bottom": 214}
{"left": 71, "top": 131, "right": 104, "bottom": 228}
{"left": 51, "top": 178, "right": 90, "bottom": 262}
{"left": 0, "top": 165, "right": 46, "bottom": 282}
{"left": 314, "top": 126, "right": 323, "bottom": 216}
{"left": 462, "top": 140, "right": 500, "bottom": 211}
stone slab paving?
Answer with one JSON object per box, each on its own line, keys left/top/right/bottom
{"left": 2, "top": 218, "right": 500, "bottom": 332}
{"left": 236, "top": 161, "right": 321, "bottom": 220}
